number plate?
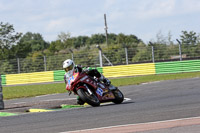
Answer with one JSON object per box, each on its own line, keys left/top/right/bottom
{"left": 96, "top": 87, "right": 103, "bottom": 96}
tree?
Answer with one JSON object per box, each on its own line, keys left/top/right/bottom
{"left": 57, "top": 32, "right": 71, "bottom": 43}
{"left": 15, "top": 32, "right": 49, "bottom": 57}
{"left": 108, "top": 33, "right": 117, "bottom": 44}
{"left": 57, "top": 32, "right": 72, "bottom": 48}
{"left": 73, "top": 36, "right": 90, "bottom": 48}
{"left": 90, "top": 34, "right": 106, "bottom": 44}
{"left": 180, "top": 31, "right": 198, "bottom": 57}
{"left": 155, "top": 31, "right": 167, "bottom": 44}
{"left": 0, "top": 22, "right": 22, "bottom": 59}
{"left": 117, "top": 33, "right": 141, "bottom": 47}
{"left": 0, "top": 22, "right": 22, "bottom": 48}
{"left": 117, "top": 33, "right": 126, "bottom": 44}
{"left": 180, "top": 31, "right": 197, "bottom": 46}
{"left": 132, "top": 42, "right": 151, "bottom": 62}
{"left": 48, "top": 40, "right": 63, "bottom": 54}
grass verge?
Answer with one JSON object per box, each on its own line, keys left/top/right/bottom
{"left": 111, "top": 72, "right": 200, "bottom": 86}
{"left": 0, "top": 112, "right": 18, "bottom": 117}
{"left": 61, "top": 104, "right": 84, "bottom": 109}
{"left": 3, "top": 72, "right": 200, "bottom": 100}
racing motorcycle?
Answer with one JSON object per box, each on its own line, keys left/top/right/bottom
{"left": 66, "top": 69, "right": 124, "bottom": 107}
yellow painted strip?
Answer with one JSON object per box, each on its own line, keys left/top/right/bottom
{"left": 28, "top": 109, "right": 54, "bottom": 112}
{"left": 103, "top": 63, "right": 156, "bottom": 78}
{"left": 84, "top": 103, "right": 89, "bottom": 106}
{"left": 6, "top": 71, "right": 54, "bottom": 85}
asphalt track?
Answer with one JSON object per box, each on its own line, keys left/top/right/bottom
{"left": 1, "top": 77, "right": 200, "bottom": 133}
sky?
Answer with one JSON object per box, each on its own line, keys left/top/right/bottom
{"left": 1, "top": 0, "right": 200, "bottom": 43}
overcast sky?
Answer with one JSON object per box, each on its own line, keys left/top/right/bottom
{"left": 1, "top": 0, "right": 200, "bottom": 43}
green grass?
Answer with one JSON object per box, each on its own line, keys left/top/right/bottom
{"left": 111, "top": 72, "right": 200, "bottom": 86}
{"left": 0, "top": 112, "right": 18, "bottom": 117}
{"left": 2, "top": 72, "right": 200, "bottom": 100}
{"left": 3, "top": 83, "right": 66, "bottom": 100}
{"left": 61, "top": 104, "right": 84, "bottom": 109}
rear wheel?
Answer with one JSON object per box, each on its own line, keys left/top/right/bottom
{"left": 77, "top": 88, "right": 100, "bottom": 107}
{"left": 112, "top": 89, "right": 124, "bottom": 104}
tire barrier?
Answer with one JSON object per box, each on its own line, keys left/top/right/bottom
{"left": 0, "top": 74, "right": 4, "bottom": 110}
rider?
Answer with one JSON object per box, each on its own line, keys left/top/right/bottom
{"left": 63, "top": 59, "right": 111, "bottom": 105}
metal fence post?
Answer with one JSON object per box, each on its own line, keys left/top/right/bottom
{"left": 125, "top": 47, "right": 129, "bottom": 65}
{"left": 149, "top": 42, "right": 155, "bottom": 63}
{"left": 152, "top": 46, "right": 155, "bottom": 63}
{"left": 69, "top": 49, "right": 74, "bottom": 61}
{"left": 176, "top": 39, "right": 182, "bottom": 61}
{"left": 0, "top": 74, "right": 4, "bottom": 110}
{"left": 17, "top": 58, "right": 20, "bottom": 73}
{"left": 44, "top": 56, "right": 47, "bottom": 71}
{"left": 96, "top": 45, "right": 103, "bottom": 67}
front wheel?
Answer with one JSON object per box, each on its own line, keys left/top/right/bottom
{"left": 112, "top": 89, "right": 124, "bottom": 104}
{"left": 77, "top": 88, "right": 100, "bottom": 107}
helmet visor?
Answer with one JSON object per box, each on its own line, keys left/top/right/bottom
{"left": 64, "top": 64, "right": 73, "bottom": 72}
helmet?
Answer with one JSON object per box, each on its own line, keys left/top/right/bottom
{"left": 63, "top": 59, "right": 74, "bottom": 73}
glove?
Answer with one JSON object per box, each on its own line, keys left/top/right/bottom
{"left": 103, "top": 78, "right": 111, "bottom": 86}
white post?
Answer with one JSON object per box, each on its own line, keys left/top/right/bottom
{"left": 69, "top": 49, "right": 74, "bottom": 61}
{"left": 104, "top": 14, "right": 108, "bottom": 45}
{"left": 17, "top": 58, "right": 20, "bottom": 73}
{"left": 176, "top": 39, "right": 182, "bottom": 61}
{"left": 96, "top": 45, "right": 103, "bottom": 67}
{"left": 125, "top": 47, "right": 129, "bottom": 65}
{"left": 149, "top": 42, "right": 155, "bottom": 63}
{"left": 44, "top": 56, "right": 47, "bottom": 71}
{"left": 99, "top": 49, "right": 103, "bottom": 67}
{"left": 152, "top": 46, "right": 155, "bottom": 63}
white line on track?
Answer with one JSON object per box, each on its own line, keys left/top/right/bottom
{"left": 124, "top": 98, "right": 131, "bottom": 102}
{"left": 42, "top": 98, "right": 77, "bottom": 102}
{"left": 141, "top": 81, "right": 161, "bottom": 85}
{"left": 13, "top": 102, "right": 26, "bottom": 104}
{"left": 35, "top": 93, "right": 59, "bottom": 98}
{"left": 62, "top": 116, "right": 200, "bottom": 133}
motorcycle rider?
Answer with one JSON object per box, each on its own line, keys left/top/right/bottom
{"left": 63, "top": 59, "right": 111, "bottom": 105}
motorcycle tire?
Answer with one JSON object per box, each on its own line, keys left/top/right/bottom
{"left": 77, "top": 88, "right": 100, "bottom": 107}
{"left": 112, "top": 89, "right": 124, "bottom": 104}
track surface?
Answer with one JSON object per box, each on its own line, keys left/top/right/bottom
{"left": 1, "top": 78, "right": 200, "bottom": 133}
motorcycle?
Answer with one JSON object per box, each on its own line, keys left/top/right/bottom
{"left": 66, "top": 69, "right": 124, "bottom": 107}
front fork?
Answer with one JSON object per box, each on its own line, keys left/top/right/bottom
{"left": 84, "top": 84, "right": 93, "bottom": 95}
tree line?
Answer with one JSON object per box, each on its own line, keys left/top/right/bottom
{"left": 0, "top": 22, "right": 200, "bottom": 74}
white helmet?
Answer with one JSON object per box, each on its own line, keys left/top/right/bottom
{"left": 63, "top": 59, "right": 75, "bottom": 73}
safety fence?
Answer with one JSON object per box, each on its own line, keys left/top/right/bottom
{"left": 1, "top": 59, "right": 200, "bottom": 86}
{"left": 1, "top": 44, "right": 200, "bottom": 75}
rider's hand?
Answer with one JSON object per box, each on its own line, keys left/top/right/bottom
{"left": 103, "top": 78, "right": 111, "bottom": 86}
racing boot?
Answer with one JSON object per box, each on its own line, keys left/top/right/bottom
{"left": 77, "top": 96, "right": 85, "bottom": 105}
